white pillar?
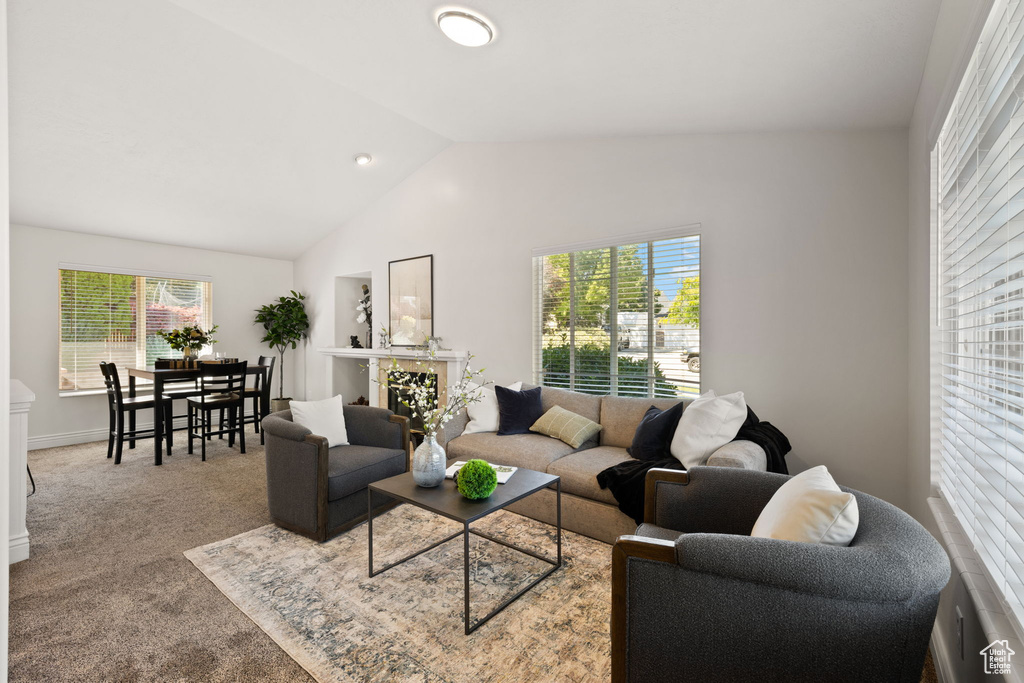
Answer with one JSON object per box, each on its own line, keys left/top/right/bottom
{"left": 8, "top": 381, "right": 34, "bottom": 563}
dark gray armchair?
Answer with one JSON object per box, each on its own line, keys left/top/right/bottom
{"left": 261, "top": 406, "right": 410, "bottom": 542}
{"left": 611, "top": 467, "right": 950, "bottom": 683}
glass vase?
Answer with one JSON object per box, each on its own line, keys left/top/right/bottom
{"left": 412, "top": 434, "right": 446, "bottom": 487}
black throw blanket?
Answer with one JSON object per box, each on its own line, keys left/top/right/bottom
{"left": 596, "top": 406, "right": 791, "bottom": 525}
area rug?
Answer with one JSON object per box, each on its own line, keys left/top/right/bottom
{"left": 185, "top": 505, "right": 612, "bottom": 682}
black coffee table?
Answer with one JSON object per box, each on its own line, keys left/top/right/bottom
{"left": 367, "top": 468, "right": 562, "bottom": 634}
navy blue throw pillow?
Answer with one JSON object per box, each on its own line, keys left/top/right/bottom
{"left": 495, "top": 385, "right": 544, "bottom": 435}
{"left": 628, "top": 402, "right": 685, "bottom": 461}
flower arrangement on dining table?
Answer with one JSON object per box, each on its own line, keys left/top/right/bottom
{"left": 157, "top": 325, "right": 219, "bottom": 356}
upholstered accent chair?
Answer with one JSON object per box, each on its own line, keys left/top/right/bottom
{"left": 611, "top": 467, "right": 950, "bottom": 683}
{"left": 261, "top": 406, "right": 410, "bottom": 542}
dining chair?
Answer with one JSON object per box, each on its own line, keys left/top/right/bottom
{"left": 99, "top": 362, "right": 172, "bottom": 464}
{"left": 156, "top": 359, "right": 203, "bottom": 434}
{"left": 240, "top": 355, "right": 275, "bottom": 445}
{"left": 187, "top": 361, "right": 248, "bottom": 461}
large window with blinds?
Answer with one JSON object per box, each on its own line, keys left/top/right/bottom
{"left": 533, "top": 231, "right": 699, "bottom": 398}
{"left": 58, "top": 267, "right": 213, "bottom": 393}
{"left": 933, "top": 0, "right": 1024, "bottom": 629}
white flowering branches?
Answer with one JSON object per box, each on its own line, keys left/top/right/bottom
{"left": 375, "top": 350, "right": 488, "bottom": 437}
{"left": 356, "top": 284, "right": 372, "bottom": 332}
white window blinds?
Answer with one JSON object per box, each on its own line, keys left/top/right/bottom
{"left": 533, "top": 234, "right": 699, "bottom": 398}
{"left": 935, "top": 0, "right": 1024, "bottom": 627}
{"left": 59, "top": 268, "right": 213, "bottom": 392}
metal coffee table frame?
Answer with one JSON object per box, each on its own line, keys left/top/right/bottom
{"left": 367, "top": 470, "right": 562, "bottom": 635}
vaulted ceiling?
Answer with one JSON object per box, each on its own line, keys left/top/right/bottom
{"left": 8, "top": 0, "right": 942, "bottom": 258}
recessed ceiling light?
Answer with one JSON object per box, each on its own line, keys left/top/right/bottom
{"left": 354, "top": 153, "right": 372, "bottom": 166}
{"left": 437, "top": 10, "right": 494, "bottom": 47}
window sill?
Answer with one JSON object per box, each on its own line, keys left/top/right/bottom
{"left": 59, "top": 389, "right": 153, "bottom": 398}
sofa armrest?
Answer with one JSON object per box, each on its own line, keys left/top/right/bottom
{"left": 643, "top": 469, "right": 690, "bottom": 525}
{"left": 264, "top": 431, "right": 329, "bottom": 539}
{"left": 435, "top": 407, "right": 469, "bottom": 449}
{"left": 611, "top": 535, "right": 677, "bottom": 683}
{"left": 674, "top": 532, "right": 948, "bottom": 603}
{"left": 706, "top": 440, "right": 767, "bottom": 470}
{"left": 646, "top": 466, "right": 788, "bottom": 535}
{"left": 261, "top": 411, "right": 311, "bottom": 442}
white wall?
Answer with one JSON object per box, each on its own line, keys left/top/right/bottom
{"left": 9, "top": 224, "right": 295, "bottom": 446}
{"left": 1, "top": 0, "right": 12, "bottom": 674}
{"left": 295, "top": 131, "right": 913, "bottom": 509}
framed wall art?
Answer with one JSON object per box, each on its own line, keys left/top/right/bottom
{"left": 388, "top": 254, "right": 433, "bottom": 346}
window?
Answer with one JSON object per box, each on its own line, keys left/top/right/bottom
{"left": 533, "top": 230, "right": 699, "bottom": 398}
{"left": 933, "top": 0, "right": 1024, "bottom": 627}
{"left": 58, "top": 266, "right": 213, "bottom": 392}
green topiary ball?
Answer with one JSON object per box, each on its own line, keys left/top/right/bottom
{"left": 456, "top": 459, "right": 498, "bottom": 500}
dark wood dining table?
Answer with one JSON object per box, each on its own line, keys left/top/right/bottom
{"left": 127, "top": 365, "right": 271, "bottom": 465}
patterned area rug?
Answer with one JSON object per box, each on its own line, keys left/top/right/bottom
{"left": 185, "top": 505, "right": 612, "bottom": 682}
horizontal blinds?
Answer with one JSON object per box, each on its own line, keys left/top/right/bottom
{"left": 936, "top": 0, "right": 1024, "bottom": 629}
{"left": 533, "top": 234, "right": 699, "bottom": 398}
{"left": 58, "top": 269, "right": 212, "bottom": 391}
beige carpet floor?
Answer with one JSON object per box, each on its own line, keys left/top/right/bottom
{"left": 10, "top": 428, "right": 312, "bottom": 682}
{"left": 10, "top": 430, "right": 942, "bottom": 683}
{"left": 186, "top": 506, "right": 610, "bottom": 682}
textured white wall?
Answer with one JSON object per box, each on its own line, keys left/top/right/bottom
{"left": 294, "top": 131, "right": 912, "bottom": 509}
{"left": 9, "top": 224, "right": 295, "bottom": 444}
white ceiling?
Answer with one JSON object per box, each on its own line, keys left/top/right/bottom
{"left": 8, "top": 0, "right": 942, "bottom": 258}
{"left": 166, "top": 0, "right": 943, "bottom": 140}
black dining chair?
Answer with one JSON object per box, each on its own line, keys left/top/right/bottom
{"left": 100, "top": 362, "right": 172, "bottom": 464}
{"left": 240, "top": 355, "right": 275, "bottom": 445}
{"left": 187, "top": 361, "right": 248, "bottom": 461}
{"left": 156, "top": 359, "right": 203, "bottom": 434}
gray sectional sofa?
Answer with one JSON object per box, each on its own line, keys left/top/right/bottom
{"left": 437, "top": 385, "right": 767, "bottom": 544}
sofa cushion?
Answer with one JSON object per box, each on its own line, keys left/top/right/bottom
{"left": 539, "top": 386, "right": 603, "bottom": 425}
{"left": 545, "top": 446, "right": 632, "bottom": 505}
{"left": 327, "top": 445, "right": 407, "bottom": 501}
{"left": 447, "top": 432, "right": 576, "bottom": 472}
{"left": 530, "top": 405, "right": 603, "bottom": 448}
{"left": 291, "top": 394, "right": 349, "bottom": 447}
{"left": 629, "top": 403, "right": 685, "bottom": 461}
{"left": 600, "top": 395, "right": 685, "bottom": 448}
{"left": 496, "top": 386, "right": 544, "bottom": 435}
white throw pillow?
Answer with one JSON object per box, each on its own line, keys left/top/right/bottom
{"left": 289, "top": 395, "right": 349, "bottom": 448}
{"left": 463, "top": 381, "right": 523, "bottom": 434}
{"left": 751, "top": 465, "right": 859, "bottom": 546}
{"left": 669, "top": 390, "right": 747, "bottom": 469}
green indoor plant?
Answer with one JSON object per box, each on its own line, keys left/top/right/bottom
{"left": 455, "top": 459, "right": 498, "bottom": 500}
{"left": 158, "top": 325, "right": 218, "bottom": 358}
{"left": 254, "top": 291, "right": 310, "bottom": 412}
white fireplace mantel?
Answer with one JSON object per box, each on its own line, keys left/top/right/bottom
{"left": 317, "top": 347, "right": 469, "bottom": 362}
{"left": 318, "top": 347, "right": 470, "bottom": 409}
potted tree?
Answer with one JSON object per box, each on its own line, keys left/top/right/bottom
{"left": 254, "top": 291, "right": 310, "bottom": 412}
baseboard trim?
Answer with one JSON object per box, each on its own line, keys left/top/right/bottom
{"left": 9, "top": 533, "right": 30, "bottom": 564}
{"left": 930, "top": 627, "right": 951, "bottom": 683}
{"left": 29, "top": 418, "right": 191, "bottom": 450}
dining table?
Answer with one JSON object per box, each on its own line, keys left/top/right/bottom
{"left": 127, "top": 364, "right": 271, "bottom": 465}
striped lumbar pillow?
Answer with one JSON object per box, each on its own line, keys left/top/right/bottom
{"left": 530, "top": 405, "right": 602, "bottom": 448}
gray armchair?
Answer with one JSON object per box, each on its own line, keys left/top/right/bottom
{"left": 261, "top": 406, "right": 410, "bottom": 542}
{"left": 611, "top": 467, "right": 950, "bottom": 683}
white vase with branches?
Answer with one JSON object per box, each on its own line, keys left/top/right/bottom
{"left": 375, "top": 350, "right": 488, "bottom": 487}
